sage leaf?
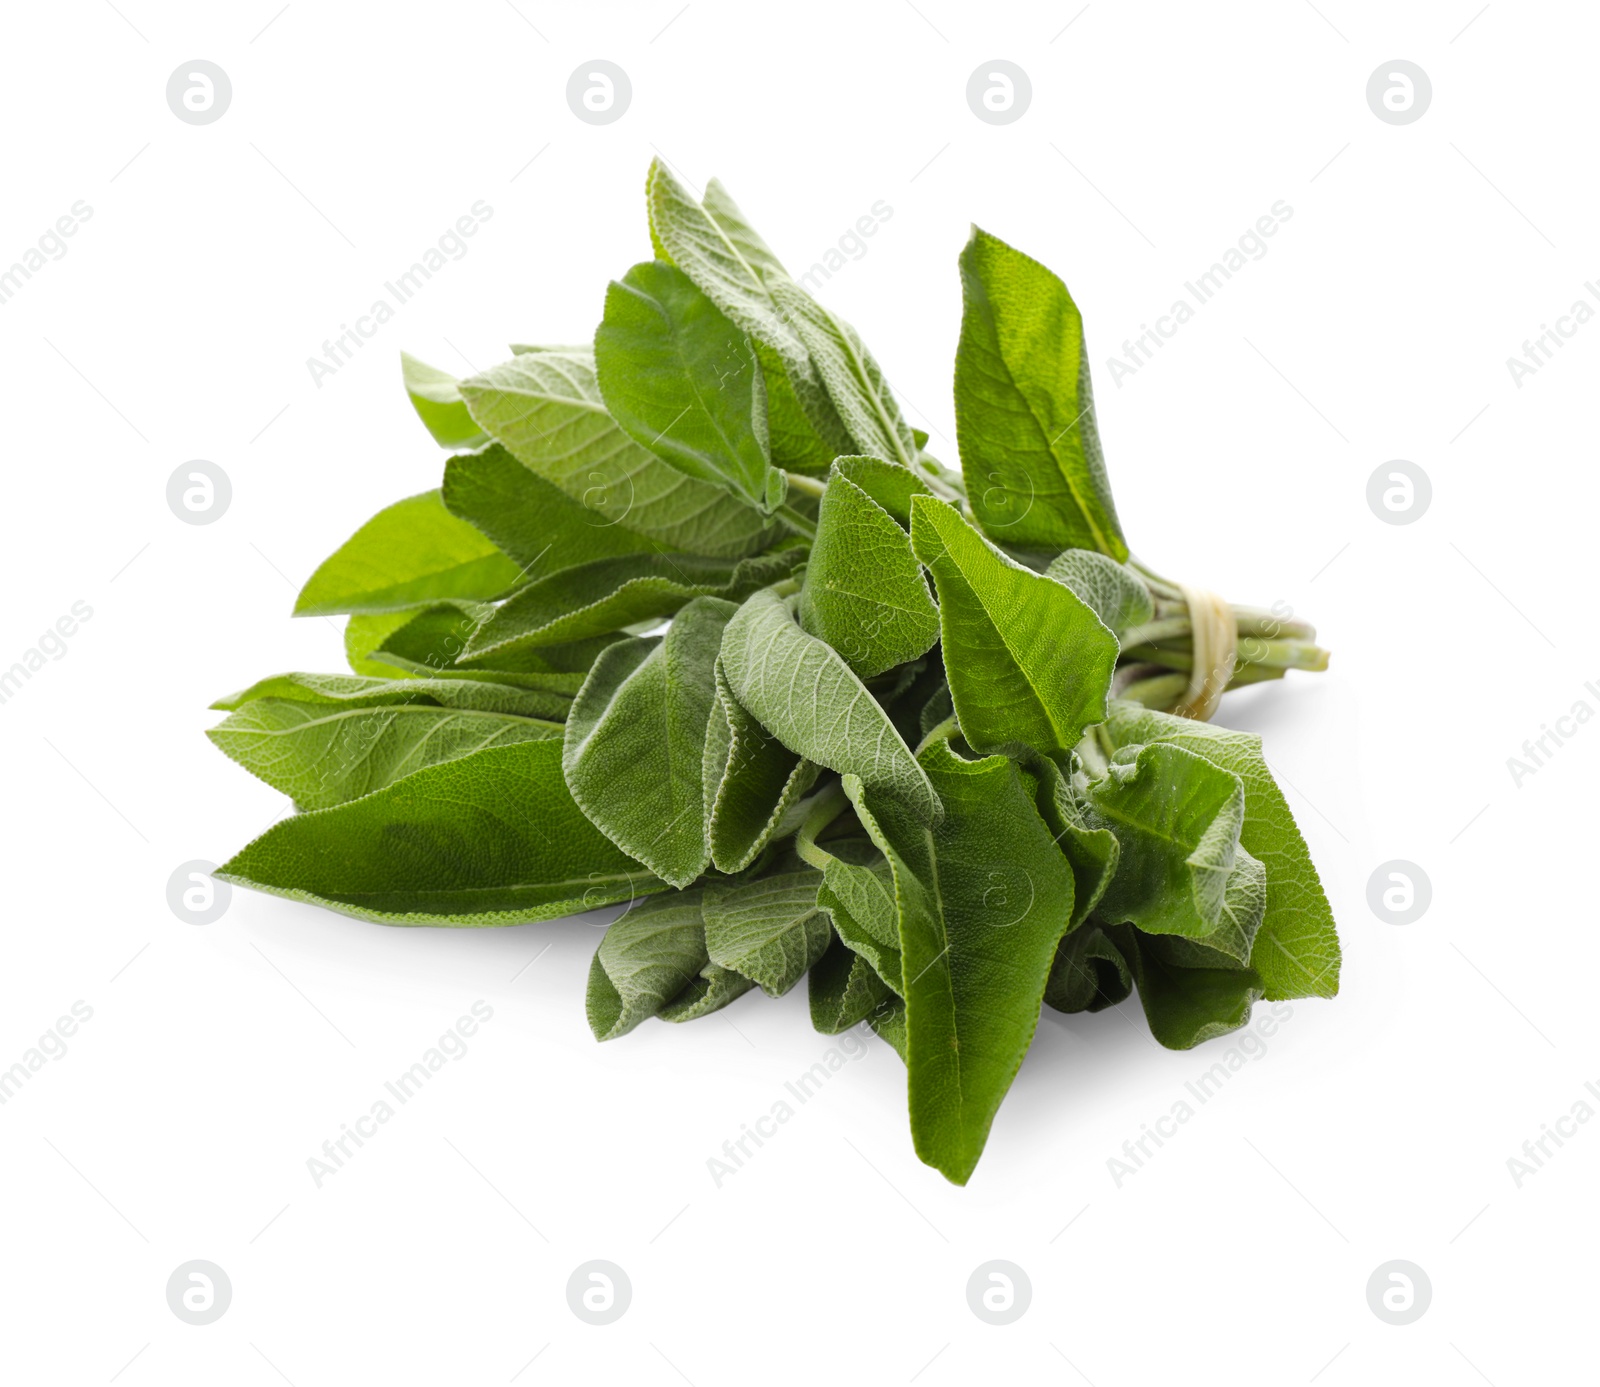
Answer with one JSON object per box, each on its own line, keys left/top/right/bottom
{"left": 955, "top": 228, "right": 1127, "bottom": 558}
{"left": 442, "top": 442, "right": 663, "bottom": 575}
{"left": 295, "top": 491, "right": 523, "bottom": 616}
{"left": 719, "top": 586, "right": 940, "bottom": 824}
{"left": 796, "top": 811, "right": 904, "bottom": 989}
{"left": 809, "top": 937, "right": 895, "bottom": 1034}
{"left": 464, "top": 548, "right": 800, "bottom": 661}
{"left": 1045, "top": 549, "right": 1154, "bottom": 635}
{"left": 1115, "top": 926, "right": 1264, "bottom": 1050}
{"left": 701, "top": 659, "right": 819, "bottom": 873}
{"left": 818, "top": 876, "right": 903, "bottom": 994}
{"left": 1043, "top": 923, "right": 1133, "bottom": 1015}
{"left": 831, "top": 454, "right": 935, "bottom": 527}
{"left": 1030, "top": 753, "right": 1120, "bottom": 930}
{"left": 217, "top": 739, "right": 659, "bottom": 925}
{"left": 647, "top": 161, "right": 851, "bottom": 468}
{"left": 917, "top": 682, "right": 954, "bottom": 740}
{"left": 1086, "top": 741, "right": 1247, "bottom": 941}
{"left": 799, "top": 466, "right": 940, "bottom": 679}
{"left": 703, "top": 869, "right": 832, "bottom": 997}
{"left": 658, "top": 963, "right": 757, "bottom": 1023}
{"left": 211, "top": 671, "right": 563, "bottom": 718}
{"left": 562, "top": 598, "right": 735, "bottom": 888}
{"left": 1135, "top": 848, "right": 1268, "bottom": 974}
{"left": 646, "top": 159, "right": 802, "bottom": 359}
{"left": 458, "top": 347, "right": 781, "bottom": 558}
{"left": 847, "top": 740, "right": 1077, "bottom": 1184}
{"left": 909, "top": 496, "right": 1118, "bottom": 758}
{"left": 1105, "top": 701, "right": 1341, "bottom": 1000}
{"left": 208, "top": 696, "right": 560, "bottom": 810}
{"left": 346, "top": 610, "right": 424, "bottom": 677}
{"left": 595, "top": 260, "right": 783, "bottom": 514}
{"left": 700, "top": 177, "right": 790, "bottom": 280}
{"left": 401, "top": 353, "right": 489, "bottom": 450}
{"left": 358, "top": 600, "right": 486, "bottom": 674}
{"left": 361, "top": 603, "right": 614, "bottom": 700}
{"left": 588, "top": 890, "right": 737, "bottom": 1040}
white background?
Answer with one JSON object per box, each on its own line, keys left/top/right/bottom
{"left": 1, "top": 0, "right": 1593, "bottom": 1382}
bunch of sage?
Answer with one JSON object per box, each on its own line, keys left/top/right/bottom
{"left": 210, "top": 161, "right": 1339, "bottom": 1184}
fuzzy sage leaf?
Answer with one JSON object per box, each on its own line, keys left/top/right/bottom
{"left": 595, "top": 259, "right": 784, "bottom": 515}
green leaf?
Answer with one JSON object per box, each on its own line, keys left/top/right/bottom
{"left": 658, "top": 961, "right": 756, "bottom": 1023}
{"left": 1030, "top": 753, "right": 1120, "bottom": 930}
{"left": 647, "top": 160, "right": 799, "bottom": 354}
{"left": 909, "top": 497, "right": 1117, "bottom": 758}
{"left": 821, "top": 854, "right": 901, "bottom": 951}
{"left": 589, "top": 890, "right": 731, "bottom": 1039}
{"left": 796, "top": 818, "right": 902, "bottom": 954}
{"left": 401, "top": 353, "right": 489, "bottom": 450}
{"left": 918, "top": 682, "right": 954, "bottom": 740}
{"left": 217, "top": 739, "right": 659, "bottom": 925}
{"left": 799, "top": 467, "right": 940, "bottom": 680}
{"left": 701, "top": 659, "right": 819, "bottom": 873}
{"left": 1114, "top": 926, "right": 1264, "bottom": 1050}
{"left": 769, "top": 276, "right": 917, "bottom": 468}
{"left": 295, "top": 491, "right": 524, "bottom": 616}
{"left": 1045, "top": 549, "right": 1154, "bottom": 635}
{"left": 719, "top": 586, "right": 940, "bottom": 824}
{"left": 759, "top": 339, "right": 849, "bottom": 473}
{"left": 1105, "top": 701, "right": 1341, "bottom": 1000}
{"left": 345, "top": 611, "right": 418, "bottom": 677}
{"left": 358, "top": 600, "right": 486, "bottom": 674}
{"left": 1043, "top": 923, "right": 1133, "bottom": 1014}
{"left": 955, "top": 228, "right": 1127, "bottom": 558}
{"left": 210, "top": 671, "right": 562, "bottom": 718}
{"left": 795, "top": 808, "right": 905, "bottom": 991}
{"left": 458, "top": 347, "right": 781, "bottom": 558}
{"left": 847, "top": 740, "right": 1077, "bottom": 1184}
{"left": 348, "top": 605, "right": 594, "bottom": 715}
{"left": 562, "top": 599, "right": 735, "bottom": 888}
{"left": 595, "top": 260, "right": 782, "bottom": 514}
{"left": 818, "top": 875, "right": 903, "bottom": 994}
{"left": 464, "top": 548, "right": 801, "bottom": 661}
{"left": 647, "top": 161, "right": 851, "bottom": 467}
{"left": 208, "top": 695, "right": 561, "bottom": 810}
{"left": 703, "top": 869, "right": 832, "bottom": 997}
{"left": 809, "top": 936, "right": 895, "bottom": 1034}
{"left": 1153, "top": 847, "right": 1268, "bottom": 969}
{"left": 360, "top": 603, "right": 613, "bottom": 697}
{"left": 1085, "top": 741, "right": 1248, "bottom": 942}
{"left": 831, "top": 455, "right": 935, "bottom": 527}
{"left": 442, "top": 442, "right": 662, "bottom": 575}
{"left": 700, "top": 177, "right": 790, "bottom": 280}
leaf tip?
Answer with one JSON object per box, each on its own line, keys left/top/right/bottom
{"left": 585, "top": 952, "right": 628, "bottom": 1041}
